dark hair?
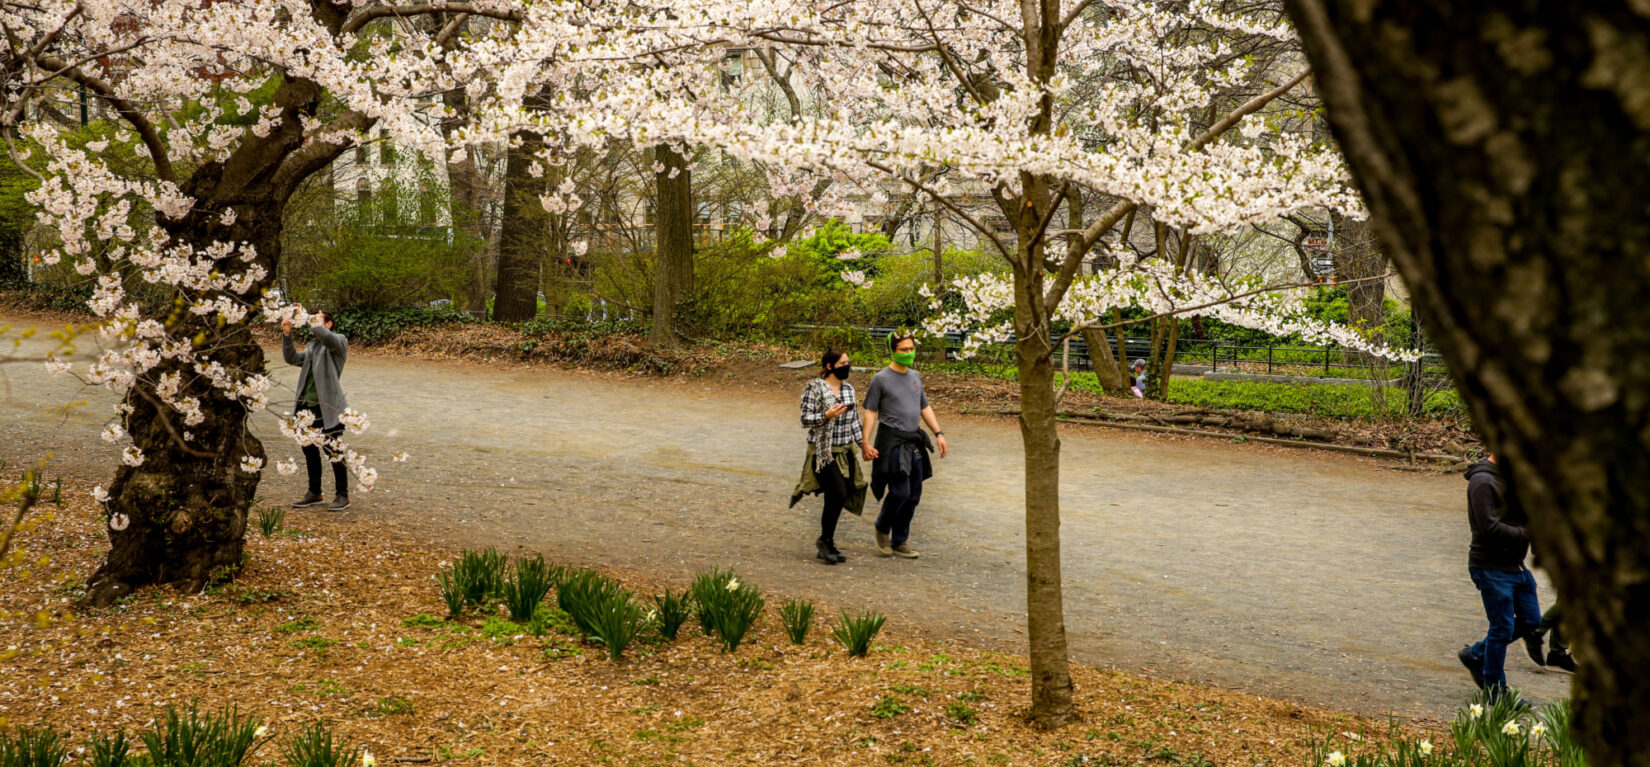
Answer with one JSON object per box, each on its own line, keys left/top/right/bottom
{"left": 820, "top": 348, "right": 847, "bottom": 378}
{"left": 888, "top": 332, "right": 917, "bottom": 353}
{"left": 315, "top": 310, "right": 332, "bottom": 327}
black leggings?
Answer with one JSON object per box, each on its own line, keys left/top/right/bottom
{"left": 814, "top": 460, "right": 848, "bottom": 544}
{"left": 302, "top": 412, "right": 348, "bottom": 497}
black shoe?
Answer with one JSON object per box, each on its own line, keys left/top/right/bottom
{"left": 292, "top": 492, "right": 324, "bottom": 509}
{"left": 1459, "top": 646, "right": 1486, "bottom": 690}
{"left": 825, "top": 540, "right": 847, "bottom": 564}
{"left": 1547, "top": 649, "right": 1577, "bottom": 673}
{"left": 816, "top": 538, "right": 837, "bottom": 565}
{"left": 327, "top": 495, "right": 350, "bottom": 512}
{"left": 1522, "top": 632, "right": 1547, "bottom": 667}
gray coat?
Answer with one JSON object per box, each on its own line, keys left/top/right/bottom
{"left": 283, "top": 323, "right": 349, "bottom": 430}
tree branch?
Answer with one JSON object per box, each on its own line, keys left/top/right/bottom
{"left": 35, "top": 54, "right": 174, "bottom": 182}
{"left": 869, "top": 160, "right": 1014, "bottom": 262}
{"left": 341, "top": 2, "right": 523, "bottom": 36}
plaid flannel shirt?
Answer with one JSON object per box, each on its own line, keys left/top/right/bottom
{"left": 801, "top": 378, "right": 864, "bottom": 470}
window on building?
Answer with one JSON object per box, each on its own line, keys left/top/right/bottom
{"left": 355, "top": 178, "right": 370, "bottom": 208}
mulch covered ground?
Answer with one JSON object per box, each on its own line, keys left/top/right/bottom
{"left": 0, "top": 499, "right": 1425, "bottom": 766}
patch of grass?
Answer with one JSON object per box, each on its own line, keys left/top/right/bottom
{"left": 665, "top": 715, "right": 706, "bottom": 733}
{"left": 0, "top": 726, "right": 69, "bottom": 767}
{"left": 290, "top": 636, "right": 339, "bottom": 657}
{"left": 255, "top": 505, "right": 285, "bottom": 537}
{"left": 946, "top": 701, "right": 979, "bottom": 726}
{"left": 558, "top": 570, "right": 646, "bottom": 660}
{"left": 502, "top": 554, "right": 555, "bottom": 622}
{"left": 690, "top": 568, "right": 764, "bottom": 653}
{"left": 280, "top": 720, "right": 361, "bottom": 767}
{"left": 402, "top": 613, "right": 462, "bottom": 631}
{"left": 527, "top": 605, "right": 578, "bottom": 637}
{"left": 832, "top": 609, "right": 886, "bottom": 658}
{"left": 779, "top": 597, "right": 814, "bottom": 645}
{"left": 376, "top": 696, "right": 415, "bottom": 716}
{"left": 958, "top": 689, "right": 987, "bottom": 703}
{"left": 139, "top": 702, "right": 261, "bottom": 767}
{"left": 871, "top": 695, "right": 910, "bottom": 719}
{"left": 228, "top": 586, "right": 285, "bottom": 605}
{"left": 276, "top": 617, "right": 319, "bottom": 634}
{"left": 651, "top": 590, "right": 692, "bottom": 641}
{"left": 435, "top": 745, "right": 485, "bottom": 761}
{"left": 480, "top": 616, "right": 524, "bottom": 645}
{"left": 889, "top": 684, "right": 932, "bottom": 697}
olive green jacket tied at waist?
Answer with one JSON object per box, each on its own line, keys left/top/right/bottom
{"left": 789, "top": 443, "right": 868, "bottom": 515}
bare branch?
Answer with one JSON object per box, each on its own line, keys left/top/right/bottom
{"left": 342, "top": 3, "right": 523, "bottom": 36}
{"left": 35, "top": 54, "right": 175, "bottom": 182}
{"left": 869, "top": 160, "right": 1015, "bottom": 262}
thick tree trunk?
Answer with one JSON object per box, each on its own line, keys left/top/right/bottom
{"left": 650, "top": 143, "right": 693, "bottom": 347}
{"left": 1286, "top": 3, "right": 1650, "bottom": 764}
{"left": 493, "top": 129, "right": 547, "bottom": 323}
{"left": 84, "top": 214, "right": 277, "bottom": 607}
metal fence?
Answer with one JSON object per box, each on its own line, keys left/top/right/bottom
{"left": 791, "top": 324, "right": 1448, "bottom": 382}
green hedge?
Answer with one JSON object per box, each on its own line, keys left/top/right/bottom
{"left": 931, "top": 362, "right": 1462, "bottom": 420}
{"left": 328, "top": 306, "right": 478, "bottom": 345}
{"left": 1167, "top": 378, "right": 1463, "bottom": 419}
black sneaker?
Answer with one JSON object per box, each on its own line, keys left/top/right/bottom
{"left": 1459, "top": 646, "right": 1486, "bottom": 690}
{"left": 292, "top": 492, "right": 324, "bottom": 509}
{"left": 816, "top": 538, "right": 837, "bottom": 565}
{"left": 1521, "top": 632, "right": 1546, "bottom": 667}
{"left": 825, "top": 540, "right": 847, "bottom": 564}
{"left": 327, "top": 495, "right": 350, "bottom": 512}
{"left": 1547, "top": 649, "right": 1577, "bottom": 673}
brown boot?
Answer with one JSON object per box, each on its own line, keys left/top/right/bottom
{"left": 891, "top": 543, "right": 920, "bottom": 559}
{"left": 874, "top": 529, "right": 894, "bottom": 556}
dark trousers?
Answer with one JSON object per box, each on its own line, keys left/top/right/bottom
{"left": 1465, "top": 566, "right": 1542, "bottom": 691}
{"left": 815, "top": 461, "right": 847, "bottom": 544}
{"left": 875, "top": 448, "right": 924, "bottom": 547}
{"left": 1539, "top": 604, "right": 1569, "bottom": 653}
{"left": 301, "top": 409, "right": 348, "bottom": 497}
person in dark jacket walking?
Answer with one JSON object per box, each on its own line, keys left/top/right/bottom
{"left": 1458, "top": 454, "right": 1542, "bottom": 700}
{"left": 862, "top": 333, "right": 949, "bottom": 558}
{"left": 789, "top": 349, "right": 870, "bottom": 564}
{"left": 282, "top": 308, "right": 351, "bottom": 511}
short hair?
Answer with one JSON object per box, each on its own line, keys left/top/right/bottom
{"left": 888, "top": 332, "right": 917, "bottom": 353}
{"left": 315, "top": 310, "right": 332, "bottom": 327}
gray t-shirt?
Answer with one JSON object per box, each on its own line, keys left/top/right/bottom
{"left": 864, "top": 367, "right": 929, "bottom": 433}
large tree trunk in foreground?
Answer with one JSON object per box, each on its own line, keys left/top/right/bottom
{"left": 493, "top": 129, "right": 547, "bottom": 323}
{"left": 85, "top": 207, "right": 279, "bottom": 607}
{"left": 650, "top": 143, "right": 693, "bottom": 346}
{"left": 1286, "top": 2, "right": 1650, "bottom": 764}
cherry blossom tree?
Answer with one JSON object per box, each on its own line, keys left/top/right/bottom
{"left": 566, "top": 0, "right": 1418, "bottom": 724}
{"left": 1283, "top": 2, "right": 1650, "bottom": 764}
{"left": 0, "top": 0, "right": 531, "bottom": 606}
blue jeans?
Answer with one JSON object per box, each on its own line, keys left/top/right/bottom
{"left": 1465, "top": 567, "right": 1542, "bottom": 692}
{"left": 875, "top": 448, "right": 925, "bottom": 547}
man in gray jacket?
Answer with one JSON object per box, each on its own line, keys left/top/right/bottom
{"left": 282, "top": 308, "right": 351, "bottom": 511}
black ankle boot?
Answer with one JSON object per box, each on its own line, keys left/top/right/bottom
{"left": 825, "top": 540, "right": 847, "bottom": 564}
{"left": 816, "top": 538, "right": 837, "bottom": 565}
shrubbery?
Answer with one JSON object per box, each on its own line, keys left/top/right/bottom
{"left": 326, "top": 305, "right": 477, "bottom": 345}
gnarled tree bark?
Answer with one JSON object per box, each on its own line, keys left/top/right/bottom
{"left": 1284, "top": 2, "right": 1650, "bottom": 764}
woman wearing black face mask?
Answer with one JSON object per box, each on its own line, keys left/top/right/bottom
{"left": 789, "top": 348, "right": 870, "bottom": 564}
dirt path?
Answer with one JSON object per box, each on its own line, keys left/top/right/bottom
{"left": 0, "top": 320, "right": 1571, "bottom": 721}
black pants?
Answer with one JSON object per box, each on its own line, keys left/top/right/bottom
{"left": 302, "top": 409, "right": 348, "bottom": 497}
{"left": 875, "top": 448, "right": 925, "bottom": 547}
{"left": 814, "top": 460, "right": 848, "bottom": 544}
{"left": 1539, "top": 604, "right": 1569, "bottom": 653}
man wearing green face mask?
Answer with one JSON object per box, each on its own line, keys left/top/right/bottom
{"left": 862, "top": 333, "right": 950, "bottom": 558}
